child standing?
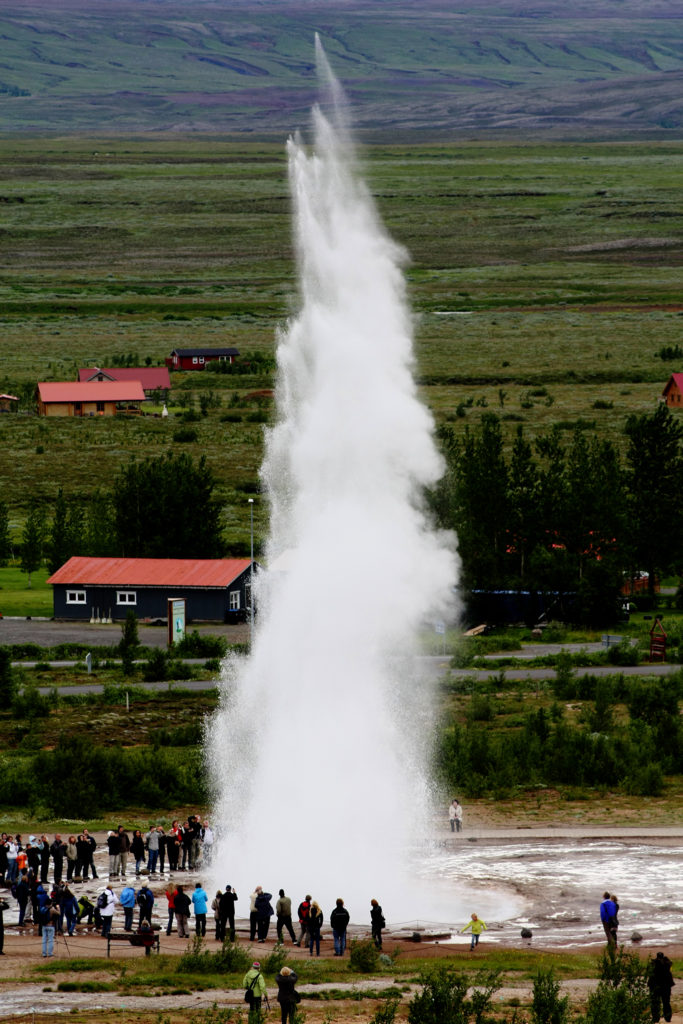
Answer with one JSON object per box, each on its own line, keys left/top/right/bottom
{"left": 461, "top": 912, "right": 487, "bottom": 950}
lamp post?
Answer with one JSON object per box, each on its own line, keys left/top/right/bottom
{"left": 248, "top": 498, "right": 255, "bottom": 645}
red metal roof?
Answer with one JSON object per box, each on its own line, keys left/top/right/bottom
{"left": 47, "top": 556, "right": 252, "bottom": 589}
{"left": 663, "top": 373, "right": 683, "bottom": 395}
{"left": 39, "top": 381, "right": 146, "bottom": 403}
{"left": 78, "top": 367, "right": 171, "bottom": 390}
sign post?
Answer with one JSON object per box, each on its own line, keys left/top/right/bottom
{"left": 167, "top": 598, "right": 186, "bottom": 647}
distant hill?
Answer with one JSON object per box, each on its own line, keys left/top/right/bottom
{"left": 0, "top": 0, "right": 681, "bottom": 138}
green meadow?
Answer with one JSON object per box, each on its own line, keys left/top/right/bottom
{"left": 0, "top": 137, "right": 682, "bottom": 549}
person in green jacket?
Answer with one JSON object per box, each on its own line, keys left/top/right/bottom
{"left": 461, "top": 912, "right": 487, "bottom": 950}
{"left": 243, "top": 960, "right": 267, "bottom": 1020}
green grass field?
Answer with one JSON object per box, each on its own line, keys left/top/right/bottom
{"left": 0, "top": 137, "right": 681, "bottom": 549}
{"left": 0, "top": 565, "right": 52, "bottom": 617}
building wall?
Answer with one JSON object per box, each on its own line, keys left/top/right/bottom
{"left": 53, "top": 572, "right": 251, "bottom": 622}
{"left": 39, "top": 401, "right": 117, "bottom": 417}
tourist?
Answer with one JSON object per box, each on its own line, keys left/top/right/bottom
{"left": 107, "top": 830, "right": 121, "bottom": 877}
{"left": 117, "top": 826, "right": 131, "bottom": 877}
{"left": 600, "top": 891, "right": 618, "bottom": 944}
{"left": 165, "top": 884, "right": 177, "bottom": 936}
{"left": 39, "top": 834, "right": 50, "bottom": 884}
{"left": 65, "top": 835, "right": 78, "bottom": 881}
{"left": 192, "top": 881, "right": 209, "bottom": 936}
{"left": 80, "top": 829, "right": 98, "bottom": 880}
{"left": 156, "top": 826, "right": 167, "bottom": 874}
{"left": 330, "top": 897, "right": 350, "bottom": 956}
{"left": 201, "top": 820, "right": 214, "bottom": 864}
{"left": 119, "top": 882, "right": 137, "bottom": 931}
{"left": 276, "top": 965, "right": 300, "bottom": 1023}
{"left": 243, "top": 960, "right": 267, "bottom": 1021}
{"left": 256, "top": 887, "right": 274, "bottom": 942}
{"left": 50, "top": 835, "right": 67, "bottom": 885}
{"left": 56, "top": 881, "right": 78, "bottom": 936}
{"left": 370, "top": 898, "right": 385, "bottom": 949}
{"left": 27, "top": 838, "right": 41, "bottom": 877}
{"left": 308, "top": 900, "right": 323, "bottom": 957}
{"left": 461, "top": 912, "right": 487, "bottom": 950}
{"left": 219, "top": 884, "right": 238, "bottom": 942}
{"left": 131, "top": 829, "right": 145, "bottom": 876}
{"left": 144, "top": 826, "right": 160, "bottom": 874}
{"left": 99, "top": 885, "right": 117, "bottom": 938}
{"left": 77, "top": 894, "right": 94, "bottom": 926}
{"left": 211, "top": 889, "right": 222, "bottom": 940}
{"left": 137, "top": 883, "right": 154, "bottom": 927}
{"left": 167, "top": 821, "right": 181, "bottom": 872}
{"left": 174, "top": 884, "right": 191, "bottom": 938}
{"left": 15, "top": 871, "right": 30, "bottom": 926}
{"left": 0, "top": 892, "right": 7, "bottom": 954}
{"left": 648, "top": 951, "right": 674, "bottom": 1023}
{"left": 276, "top": 888, "right": 297, "bottom": 944}
{"left": 5, "top": 835, "right": 18, "bottom": 883}
{"left": 0, "top": 835, "right": 8, "bottom": 882}
{"left": 296, "top": 894, "right": 312, "bottom": 947}
{"left": 249, "top": 885, "right": 261, "bottom": 941}
{"left": 39, "top": 898, "right": 59, "bottom": 957}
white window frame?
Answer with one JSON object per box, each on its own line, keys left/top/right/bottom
{"left": 229, "top": 590, "right": 241, "bottom": 610}
{"left": 198, "top": 356, "right": 205, "bottom": 364}
{"left": 66, "top": 590, "right": 86, "bottom": 604}
{"left": 192, "top": 356, "right": 198, "bottom": 364}
{"left": 116, "top": 591, "right": 137, "bottom": 605}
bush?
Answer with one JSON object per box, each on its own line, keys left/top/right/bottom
{"left": 178, "top": 936, "right": 252, "bottom": 974}
{"left": 531, "top": 968, "right": 569, "bottom": 1024}
{"left": 584, "top": 946, "right": 651, "bottom": 1024}
{"left": 263, "top": 942, "right": 288, "bottom": 974}
{"left": 175, "top": 630, "right": 227, "bottom": 658}
{"left": 349, "top": 939, "right": 380, "bottom": 973}
{"left": 408, "top": 966, "right": 500, "bottom": 1024}
{"left": 0, "top": 646, "right": 16, "bottom": 709}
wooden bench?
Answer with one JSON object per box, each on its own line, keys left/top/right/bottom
{"left": 107, "top": 930, "right": 160, "bottom": 957}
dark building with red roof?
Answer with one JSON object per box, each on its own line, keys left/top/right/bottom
{"left": 165, "top": 347, "right": 239, "bottom": 371}
{"left": 47, "top": 556, "right": 256, "bottom": 622}
{"left": 78, "top": 366, "right": 171, "bottom": 396}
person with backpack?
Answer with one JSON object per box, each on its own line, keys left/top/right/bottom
{"left": 296, "top": 894, "right": 312, "bottom": 947}
{"left": 276, "top": 966, "right": 300, "bottom": 1024}
{"left": 98, "top": 885, "right": 117, "bottom": 938}
{"left": 370, "top": 899, "right": 385, "bottom": 950}
{"left": 119, "top": 883, "right": 137, "bottom": 931}
{"left": 243, "top": 960, "right": 267, "bottom": 1021}
{"left": 137, "top": 884, "right": 154, "bottom": 928}
{"left": 255, "top": 888, "right": 274, "bottom": 942}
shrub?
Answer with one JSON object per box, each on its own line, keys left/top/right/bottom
{"left": 349, "top": 939, "right": 380, "bottom": 973}
{"left": 530, "top": 968, "right": 569, "bottom": 1024}
{"left": 173, "top": 427, "right": 199, "bottom": 443}
{"left": 408, "top": 965, "right": 500, "bottom": 1024}
{"left": 175, "top": 630, "right": 227, "bottom": 658}
{"left": 263, "top": 942, "right": 288, "bottom": 974}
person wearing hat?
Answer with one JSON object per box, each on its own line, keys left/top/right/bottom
{"left": 276, "top": 965, "right": 300, "bottom": 1023}
{"left": 243, "top": 960, "right": 267, "bottom": 1020}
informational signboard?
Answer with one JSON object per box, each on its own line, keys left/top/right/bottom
{"left": 167, "top": 597, "right": 186, "bottom": 647}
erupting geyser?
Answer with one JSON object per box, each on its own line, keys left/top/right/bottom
{"left": 207, "top": 39, "right": 458, "bottom": 921}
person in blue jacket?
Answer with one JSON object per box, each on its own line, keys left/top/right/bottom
{"left": 192, "top": 882, "right": 209, "bottom": 937}
{"left": 119, "top": 883, "right": 137, "bottom": 931}
{"left": 600, "top": 891, "right": 618, "bottom": 944}
{"left": 137, "top": 883, "right": 154, "bottom": 928}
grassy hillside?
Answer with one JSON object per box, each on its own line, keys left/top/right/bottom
{"left": 0, "top": 137, "right": 681, "bottom": 549}
{"left": 0, "top": 0, "right": 681, "bottom": 136}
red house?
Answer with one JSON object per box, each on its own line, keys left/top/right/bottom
{"left": 165, "top": 347, "right": 239, "bottom": 371}
{"left": 78, "top": 366, "right": 171, "bottom": 396}
{"left": 662, "top": 374, "right": 683, "bottom": 407}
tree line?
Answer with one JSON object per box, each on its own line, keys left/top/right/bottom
{"left": 0, "top": 451, "right": 226, "bottom": 582}
{"left": 430, "top": 404, "right": 683, "bottom": 625}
